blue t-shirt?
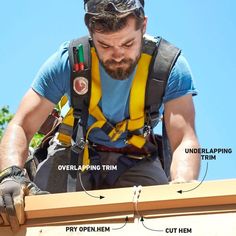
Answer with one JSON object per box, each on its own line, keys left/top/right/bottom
{"left": 32, "top": 40, "right": 197, "bottom": 147}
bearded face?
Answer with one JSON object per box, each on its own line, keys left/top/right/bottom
{"left": 92, "top": 16, "right": 146, "bottom": 80}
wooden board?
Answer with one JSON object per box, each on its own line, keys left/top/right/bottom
{"left": 138, "top": 179, "right": 236, "bottom": 212}
{"left": 24, "top": 179, "right": 236, "bottom": 221}
{"left": 25, "top": 187, "right": 135, "bottom": 219}
{"left": 1, "top": 179, "right": 236, "bottom": 235}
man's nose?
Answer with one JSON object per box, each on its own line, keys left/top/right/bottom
{"left": 112, "top": 47, "right": 124, "bottom": 62}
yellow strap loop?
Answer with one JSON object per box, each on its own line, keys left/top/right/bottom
{"left": 57, "top": 133, "right": 71, "bottom": 145}
{"left": 127, "top": 117, "right": 145, "bottom": 131}
{"left": 82, "top": 144, "right": 90, "bottom": 171}
{"left": 58, "top": 95, "right": 68, "bottom": 110}
{"left": 57, "top": 108, "right": 74, "bottom": 145}
{"left": 108, "top": 120, "right": 128, "bottom": 142}
{"left": 126, "top": 135, "right": 146, "bottom": 149}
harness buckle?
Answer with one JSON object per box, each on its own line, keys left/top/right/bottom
{"left": 145, "top": 110, "right": 162, "bottom": 128}
{"left": 143, "top": 125, "right": 151, "bottom": 137}
{"left": 71, "top": 139, "right": 88, "bottom": 154}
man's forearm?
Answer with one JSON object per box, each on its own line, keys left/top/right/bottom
{"left": 0, "top": 123, "right": 30, "bottom": 171}
{"left": 170, "top": 139, "right": 201, "bottom": 182}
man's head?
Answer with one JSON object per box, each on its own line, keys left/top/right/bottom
{"left": 84, "top": 0, "right": 147, "bottom": 80}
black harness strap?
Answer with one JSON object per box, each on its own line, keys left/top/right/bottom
{"left": 68, "top": 36, "right": 92, "bottom": 138}
{"left": 67, "top": 36, "right": 92, "bottom": 191}
{"left": 145, "top": 37, "right": 181, "bottom": 175}
{"left": 145, "top": 37, "right": 181, "bottom": 127}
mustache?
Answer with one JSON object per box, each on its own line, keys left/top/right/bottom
{"left": 104, "top": 58, "right": 133, "bottom": 66}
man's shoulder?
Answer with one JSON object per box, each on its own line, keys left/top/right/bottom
{"left": 171, "top": 54, "right": 192, "bottom": 76}
{"left": 144, "top": 34, "right": 178, "bottom": 45}
{"left": 56, "top": 41, "right": 70, "bottom": 57}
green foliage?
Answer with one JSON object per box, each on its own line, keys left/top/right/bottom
{"left": 30, "top": 133, "right": 45, "bottom": 148}
{"left": 0, "top": 106, "right": 13, "bottom": 140}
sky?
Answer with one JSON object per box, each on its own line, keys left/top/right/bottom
{"left": 0, "top": 0, "right": 235, "bottom": 181}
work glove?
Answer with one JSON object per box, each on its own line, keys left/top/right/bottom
{"left": 0, "top": 166, "right": 49, "bottom": 231}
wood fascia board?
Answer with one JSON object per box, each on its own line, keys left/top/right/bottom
{"left": 138, "top": 179, "right": 236, "bottom": 212}
{"left": 25, "top": 213, "right": 134, "bottom": 227}
{"left": 141, "top": 204, "right": 236, "bottom": 218}
{"left": 1, "top": 179, "right": 236, "bottom": 230}
{"left": 24, "top": 179, "right": 236, "bottom": 221}
{"left": 25, "top": 187, "right": 135, "bottom": 219}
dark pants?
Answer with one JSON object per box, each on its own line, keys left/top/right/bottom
{"left": 34, "top": 140, "right": 169, "bottom": 193}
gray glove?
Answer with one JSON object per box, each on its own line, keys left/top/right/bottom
{"left": 0, "top": 166, "right": 49, "bottom": 231}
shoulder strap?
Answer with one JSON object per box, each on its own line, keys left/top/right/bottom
{"left": 67, "top": 36, "right": 92, "bottom": 190}
{"left": 145, "top": 37, "right": 181, "bottom": 127}
{"left": 68, "top": 36, "right": 92, "bottom": 137}
{"left": 144, "top": 36, "right": 181, "bottom": 178}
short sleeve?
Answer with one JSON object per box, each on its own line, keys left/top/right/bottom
{"left": 163, "top": 54, "right": 197, "bottom": 103}
{"left": 31, "top": 41, "right": 71, "bottom": 104}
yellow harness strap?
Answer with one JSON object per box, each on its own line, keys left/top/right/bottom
{"left": 126, "top": 53, "right": 152, "bottom": 147}
{"left": 128, "top": 53, "right": 151, "bottom": 130}
{"left": 57, "top": 95, "right": 74, "bottom": 145}
{"left": 58, "top": 95, "right": 68, "bottom": 111}
{"left": 88, "top": 48, "right": 152, "bottom": 141}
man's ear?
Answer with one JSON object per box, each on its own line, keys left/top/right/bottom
{"left": 142, "top": 16, "right": 148, "bottom": 35}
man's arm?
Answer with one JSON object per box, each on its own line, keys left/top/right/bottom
{"left": 164, "top": 94, "right": 200, "bottom": 182}
{"left": 0, "top": 88, "right": 55, "bottom": 170}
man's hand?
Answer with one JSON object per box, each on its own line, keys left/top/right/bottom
{"left": 0, "top": 166, "right": 48, "bottom": 231}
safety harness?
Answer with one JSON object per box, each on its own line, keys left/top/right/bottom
{"left": 57, "top": 35, "right": 181, "bottom": 188}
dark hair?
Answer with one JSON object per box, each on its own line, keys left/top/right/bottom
{"left": 84, "top": 0, "right": 145, "bottom": 33}
{"left": 87, "top": 13, "right": 144, "bottom": 33}
{"left": 140, "top": 0, "right": 144, "bottom": 7}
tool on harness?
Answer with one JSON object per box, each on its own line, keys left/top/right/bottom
{"left": 69, "top": 44, "right": 89, "bottom": 154}
{"left": 55, "top": 34, "right": 181, "bottom": 190}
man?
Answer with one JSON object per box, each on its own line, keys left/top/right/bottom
{"left": 0, "top": 0, "right": 200, "bottom": 230}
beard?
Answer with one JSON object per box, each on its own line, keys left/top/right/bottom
{"left": 97, "top": 38, "right": 143, "bottom": 80}
{"left": 101, "top": 56, "right": 140, "bottom": 80}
